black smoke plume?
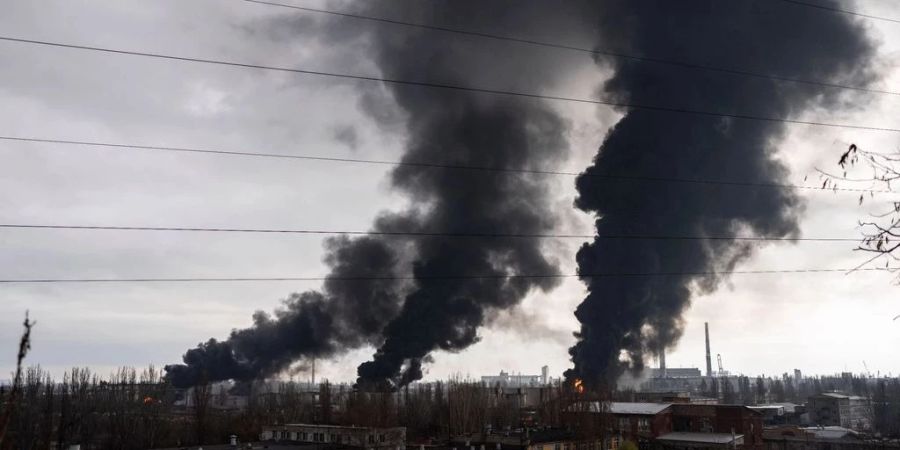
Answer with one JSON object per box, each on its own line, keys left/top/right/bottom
{"left": 353, "top": 0, "right": 593, "bottom": 388}
{"left": 167, "top": 0, "right": 594, "bottom": 388}
{"left": 165, "top": 236, "right": 404, "bottom": 388}
{"left": 567, "top": 0, "right": 877, "bottom": 387}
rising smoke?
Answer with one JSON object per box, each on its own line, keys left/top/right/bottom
{"left": 165, "top": 236, "right": 404, "bottom": 387}
{"left": 166, "top": 0, "right": 595, "bottom": 388}
{"left": 351, "top": 0, "right": 595, "bottom": 388}
{"left": 166, "top": 0, "right": 878, "bottom": 390}
{"left": 567, "top": 0, "right": 877, "bottom": 387}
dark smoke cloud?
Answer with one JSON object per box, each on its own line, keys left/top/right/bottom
{"left": 165, "top": 236, "right": 403, "bottom": 387}
{"left": 567, "top": 0, "right": 877, "bottom": 386}
{"left": 167, "top": 0, "right": 597, "bottom": 388}
{"left": 166, "top": 0, "right": 874, "bottom": 390}
{"left": 352, "top": 0, "right": 597, "bottom": 388}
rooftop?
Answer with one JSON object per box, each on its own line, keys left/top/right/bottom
{"left": 804, "top": 426, "right": 858, "bottom": 440}
{"left": 767, "top": 402, "right": 801, "bottom": 413}
{"left": 748, "top": 405, "right": 785, "bottom": 414}
{"left": 279, "top": 424, "right": 403, "bottom": 431}
{"left": 657, "top": 432, "right": 743, "bottom": 444}
{"left": 608, "top": 402, "right": 672, "bottom": 415}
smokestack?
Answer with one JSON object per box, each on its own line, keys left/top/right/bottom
{"left": 659, "top": 348, "right": 666, "bottom": 378}
{"left": 705, "top": 322, "right": 712, "bottom": 378}
{"left": 565, "top": 0, "right": 876, "bottom": 387}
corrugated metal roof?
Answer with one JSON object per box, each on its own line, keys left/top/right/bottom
{"left": 749, "top": 405, "right": 785, "bottom": 415}
{"left": 804, "top": 426, "right": 858, "bottom": 440}
{"left": 657, "top": 433, "right": 742, "bottom": 444}
{"left": 608, "top": 402, "right": 672, "bottom": 415}
{"left": 818, "top": 393, "right": 866, "bottom": 401}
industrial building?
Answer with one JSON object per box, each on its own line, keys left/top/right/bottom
{"left": 566, "top": 401, "right": 764, "bottom": 450}
{"left": 481, "top": 366, "right": 551, "bottom": 387}
{"left": 807, "top": 393, "right": 870, "bottom": 431}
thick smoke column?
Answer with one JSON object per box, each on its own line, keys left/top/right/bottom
{"left": 167, "top": 0, "right": 594, "bottom": 388}
{"left": 165, "top": 236, "right": 404, "bottom": 387}
{"left": 353, "top": 0, "right": 591, "bottom": 388}
{"left": 568, "top": 0, "right": 876, "bottom": 386}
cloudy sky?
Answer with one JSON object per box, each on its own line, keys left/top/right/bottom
{"left": 2, "top": 0, "right": 900, "bottom": 383}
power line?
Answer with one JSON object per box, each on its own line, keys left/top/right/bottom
{"left": 1, "top": 135, "right": 891, "bottom": 194}
{"left": 0, "top": 267, "right": 887, "bottom": 284}
{"left": 0, "top": 223, "right": 863, "bottom": 242}
{"left": 777, "top": 0, "right": 900, "bottom": 24}
{"left": 1, "top": 36, "right": 899, "bottom": 133}
{"left": 243, "top": 0, "right": 900, "bottom": 97}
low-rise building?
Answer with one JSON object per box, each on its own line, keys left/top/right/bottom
{"left": 807, "top": 393, "right": 870, "bottom": 431}
{"left": 656, "top": 432, "right": 744, "bottom": 449}
{"left": 261, "top": 424, "right": 406, "bottom": 450}
{"left": 762, "top": 425, "right": 900, "bottom": 450}
{"left": 567, "top": 402, "right": 763, "bottom": 450}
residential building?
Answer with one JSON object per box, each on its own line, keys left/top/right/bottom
{"left": 261, "top": 424, "right": 406, "bottom": 450}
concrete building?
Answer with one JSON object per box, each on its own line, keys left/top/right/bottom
{"left": 748, "top": 406, "right": 785, "bottom": 425}
{"left": 808, "top": 393, "right": 870, "bottom": 431}
{"left": 634, "top": 392, "right": 693, "bottom": 404}
{"left": 261, "top": 424, "right": 406, "bottom": 450}
{"left": 647, "top": 368, "right": 704, "bottom": 379}
{"left": 482, "top": 366, "right": 550, "bottom": 387}
{"left": 568, "top": 402, "right": 763, "bottom": 450}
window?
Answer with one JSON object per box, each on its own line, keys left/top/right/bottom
{"left": 637, "top": 418, "right": 650, "bottom": 433}
{"left": 331, "top": 434, "right": 338, "bottom": 443}
{"left": 380, "top": 434, "right": 386, "bottom": 443}
{"left": 301, "top": 432, "right": 308, "bottom": 441}
{"left": 618, "top": 417, "right": 630, "bottom": 431}
{"left": 369, "top": 434, "right": 375, "bottom": 444}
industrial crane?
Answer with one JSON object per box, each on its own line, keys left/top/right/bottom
{"left": 717, "top": 353, "right": 725, "bottom": 376}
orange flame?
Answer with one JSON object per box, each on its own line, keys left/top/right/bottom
{"left": 573, "top": 378, "right": 584, "bottom": 394}
{"left": 143, "top": 396, "right": 155, "bottom": 405}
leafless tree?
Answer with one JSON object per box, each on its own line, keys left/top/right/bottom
{"left": 192, "top": 377, "right": 212, "bottom": 444}
{"left": 823, "top": 143, "right": 900, "bottom": 273}
{"left": 446, "top": 377, "right": 488, "bottom": 437}
{"left": 0, "top": 312, "right": 34, "bottom": 448}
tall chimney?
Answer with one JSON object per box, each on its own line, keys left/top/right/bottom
{"left": 659, "top": 347, "right": 667, "bottom": 378}
{"left": 705, "top": 322, "right": 713, "bottom": 378}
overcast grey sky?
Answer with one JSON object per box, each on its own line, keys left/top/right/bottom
{"left": 2, "top": 0, "right": 900, "bottom": 383}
